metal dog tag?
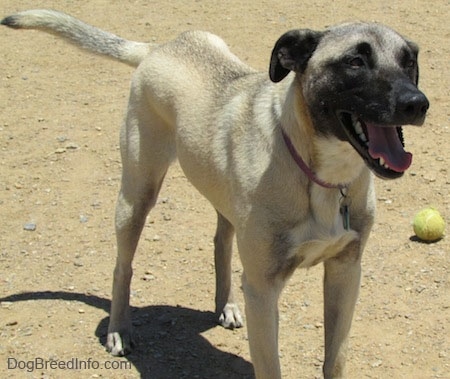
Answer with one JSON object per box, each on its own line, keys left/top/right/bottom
{"left": 340, "top": 204, "right": 350, "bottom": 231}
{"left": 339, "top": 188, "right": 350, "bottom": 231}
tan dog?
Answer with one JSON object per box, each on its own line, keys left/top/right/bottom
{"left": 2, "top": 10, "right": 429, "bottom": 378}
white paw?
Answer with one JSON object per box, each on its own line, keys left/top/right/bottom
{"left": 106, "top": 331, "right": 134, "bottom": 356}
{"left": 219, "top": 303, "right": 244, "bottom": 329}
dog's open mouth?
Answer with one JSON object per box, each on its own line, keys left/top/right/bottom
{"left": 338, "top": 112, "right": 412, "bottom": 179}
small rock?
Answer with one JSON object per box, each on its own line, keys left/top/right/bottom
{"left": 23, "top": 222, "right": 37, "bottom": 231}
{"left": 91, "top": 201, "right": 101, "bottom": 209}
{"left": 1, "top": 302, "right": 13, "bottom": 309}
{"left": 65, "top": 142, "right": 79, "bottom": 150}
{"left": 21, "top": 327, "right": 33, "bottom": 336}
{"left": 370, "top": 359, "right": 383, "bottom": 368}
{"left": 79, "top": 215, "right": 88, "bottom": 223}
{"left": 415, "top": 285, "right": 426, "bottom": 293}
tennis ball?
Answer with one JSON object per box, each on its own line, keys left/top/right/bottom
{"left": 413, "top": 207, "right": 445, "bottom": 242}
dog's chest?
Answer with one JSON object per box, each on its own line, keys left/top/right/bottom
{"left": 285, "top": 188, "right": 359, "bottom": 270}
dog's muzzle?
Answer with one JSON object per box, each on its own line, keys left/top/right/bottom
{"left": 337, "top": 82, "right": 429, "bottom": 180}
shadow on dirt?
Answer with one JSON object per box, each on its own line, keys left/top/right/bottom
{"left": 0, "top": 291, "right": 254, "bottom": 379}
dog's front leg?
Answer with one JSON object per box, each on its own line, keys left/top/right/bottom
{"left": 214, "top": 212, "right": 243, "bottom": 329}
{"left": 322, "top": 244, "right": 362, "bottom": 379}
{"left": 242, "top": 270, "right": 284, "bottom": 379}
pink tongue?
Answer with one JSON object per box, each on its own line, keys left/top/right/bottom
{"left": 366, "top": 124, "right": 412, "bottom": 172}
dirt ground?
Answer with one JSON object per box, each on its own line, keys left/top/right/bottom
{"left": 0, "top": 1, "right": 448, "bottom": 378}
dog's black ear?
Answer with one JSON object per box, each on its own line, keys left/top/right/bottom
{"left": 269, "top": 29, "right": 324, "bottom": 82}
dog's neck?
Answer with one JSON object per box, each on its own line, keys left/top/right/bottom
{"left": 281, "top": 129, "right": 346, "bottom": 190}
{"left": 279, "top": 77, "right": 365, "bottom": 189}
{"left": 278, "top": 78, "right": 315, "bottom": 159}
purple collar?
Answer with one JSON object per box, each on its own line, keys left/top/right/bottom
{"left": 281, "top": 129, "right": 347, "bottom": 190}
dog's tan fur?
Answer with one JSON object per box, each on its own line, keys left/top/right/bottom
{"left": 2, "top": 10, "right": 429, "bottom": 378}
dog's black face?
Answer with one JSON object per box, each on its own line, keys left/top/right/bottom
{"left": 270, "top": 23, "right": 429, "bottom": 179}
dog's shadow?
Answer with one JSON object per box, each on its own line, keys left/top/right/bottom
{"left": 0, "top": 291, "right": 254, "bottom": 379}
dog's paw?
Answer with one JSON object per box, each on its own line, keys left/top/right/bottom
{"left": 106, "top": 331, "right": 134, "bottom": 356}
{"left": 218, "top": 303, "right": 244, "bottom": 329}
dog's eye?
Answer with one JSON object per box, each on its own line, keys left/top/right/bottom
{"left": 405, "top": 59, "right": 416, "bottom": 69}
{"left": 348, "top": 57, "right": 365, "bottom": 68}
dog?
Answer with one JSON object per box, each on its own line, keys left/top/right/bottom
{"left": 2, "top": 10, "right": 429, "bottom": 378}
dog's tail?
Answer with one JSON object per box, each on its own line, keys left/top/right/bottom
{"left": 1, "top": 9, "right": 153, "bottom": 67}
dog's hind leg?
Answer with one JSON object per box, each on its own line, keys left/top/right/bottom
{"left": 322, "top": 247, "right": 362, "bottom": 379}
{"left": 106, "top": 85, "right": 175, "bottom": 356}
{"left": 214, "top": 211, "right": 243, "bottom": 329}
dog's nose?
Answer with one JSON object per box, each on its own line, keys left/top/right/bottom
{"left": 396, "top": 89, "right": 429, "bottom": 126}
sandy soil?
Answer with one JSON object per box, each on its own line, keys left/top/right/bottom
{"left": 0, "top": 1, "right": 448, "bottom": 378}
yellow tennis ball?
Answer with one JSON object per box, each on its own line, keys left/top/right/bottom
{"left": 413, "top": 207, "right": 445, "bottom": 242}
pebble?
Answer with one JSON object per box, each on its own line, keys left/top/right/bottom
{"left": 416, "top": 285, "right": 427, "bottom": 293}
{"left": 65, "top": 142, "right": 79, "bottom": 150}
{"left": 20, "top": 327, "right": 33, "bottom": 336}
{"left": 23, "top": 222, "right": 37, "bottom": 231}
{"left": 370, "top": 359, "right": 383, "bottom": 368}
